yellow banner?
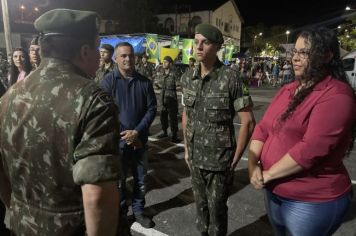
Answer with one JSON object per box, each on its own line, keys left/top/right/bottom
{"left": 159, "top": 47, "right": 180, "bottom": 63}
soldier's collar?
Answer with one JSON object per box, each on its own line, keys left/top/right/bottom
{"left": 194, "top": 58, "right": 223, "bottom": 80}
{"left": 40, "top": 57, "right": 91, "bottom": 79}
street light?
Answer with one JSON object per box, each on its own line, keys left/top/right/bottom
{"left": 346, "top": 6, "right": 351, "bottom": 11}
{"left": 286, "top": 30, "right": 290, "bottom": 43}
{"left": 259, "top": 32, "right": 263, "bottom": 36}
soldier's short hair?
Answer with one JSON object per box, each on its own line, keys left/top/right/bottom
{"left": 30, "top": 36, "right": 40, "bottom": 46}
{"left": 100, "top": 44, "right": 114, "bottom": 55}
{"left": 115, "top": 42, "right": 134, "bottom": 52}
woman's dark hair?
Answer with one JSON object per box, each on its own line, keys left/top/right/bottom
{"left": 9, "top": 47, "right": 32, "bottom": 86}
{"left": 280, "top": 27, "right": 355, "bottom": 154}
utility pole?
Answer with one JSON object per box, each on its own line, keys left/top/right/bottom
{"left": 1, "top": 0, "right": 13, "bottom": 56}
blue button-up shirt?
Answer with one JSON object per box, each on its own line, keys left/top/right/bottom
{"left": 100, "top": 68, "right": 157, "bottom": 147}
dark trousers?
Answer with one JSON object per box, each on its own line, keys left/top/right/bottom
{"left": 119, "top": 146, "right": 148, "bottom": 216}
{"left": 0, "top": 200, "right": 5, "bottom": 229}
{"left": 160, "top": 102, "right": 178, "bottom": 136}
{"left": 191, "top": 166, "right": 233, "bottom": 236}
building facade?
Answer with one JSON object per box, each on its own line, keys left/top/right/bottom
{"left": 155, "top": 0, "right": 244, "bottom": 47}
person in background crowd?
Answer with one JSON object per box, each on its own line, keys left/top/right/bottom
{"left": 271, "top": 62, "right": 280, "bottom": 87}
{"left": 282, "top": 60, "right": 292, "bottom": 84}
{"left": 0, "top": 52, "right": 9, "bottom": 90}
{"left": 100, "top": 42, "right": 157, "bottom": 229}
{"left": 7, "top": 47, "right": 32, "bottom": 86}
{"left": 249, "top": 27, "right": 355, "bottom": 236}
{"left": 29, "top": 36, "right": 41, "bottom": 70}
{"left": 188, "top": 57, "right": 196, "bottom": 69}
{"left": 135, "top": 54, "right": 141, "bottom": 71}
{"left": 137, "top": 53, "right": 154, "bottom": 81}
{"left": 0, "top": 9, "right": 121, "bottom": 236}
{"left": 94, "top": 43, "right": 115, "bottom": 83}
{"left": 181, "top": 23, "right": 255, "bottom": 236}
{"left": 0, "top": 52, "right": 9, "bottom": 236}
{"left": 156, "top": 56, "right": 180, "bottom": 143}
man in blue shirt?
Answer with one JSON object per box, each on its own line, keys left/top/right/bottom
{"left": 100, "top": 42, "right": 157, "bottom": 228}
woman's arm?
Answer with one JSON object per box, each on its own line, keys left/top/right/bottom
{"left": 248, "top": 140, "right": 265, "bottom": 190}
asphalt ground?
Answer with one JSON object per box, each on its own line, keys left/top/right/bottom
{"left": 5, "top": 86, "right": 356, "bottom": 236}
{"left": 122, "top": 86, "right": 356, "bottom": 236}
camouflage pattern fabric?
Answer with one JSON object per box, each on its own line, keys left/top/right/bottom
{"left": 156, "top": 70, "right": 179, "bottom": 134}
{"left": 191, "top": 166, "right": 233, "bottom": 236}
{"left": 0, "top": 57, "right": 121, "bottom": 236}
{"left": 0, "top": 61, "right": 9, "bottom": 89}
{"left": 181, "top": 59, "right": 253, "bottom": 235}
{"left": 156, "top": 70, "right": 179, "bottom": 104}
{"left": 94, "top": 60, "right": 116, "bottom": 83}
{"left": 137, "top": 63, "right": 154, "bottom": 80}
{"left": 181, "top": 60, "right": 253, "bottom": 171}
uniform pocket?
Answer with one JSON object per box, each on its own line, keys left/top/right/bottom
{"left": 206, "top": 94, "right": 231, "bottom": 122}
{"left": 203, "top": 129, "right": 232, "bottom": 148}
{"left": 183, "top": 89, "right": 196, "bottom": 107}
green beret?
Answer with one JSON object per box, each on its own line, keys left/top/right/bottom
{"left": 195, "top": 24, "right": 224, "bottom": 45}
{"left": 101, "top": 44, "right": 114, "bottom": 54}
{"left": 34, "top": 9, "right": 100, "bottom": 38}
{"left": 163, "top": 56, "right": 173, "bottom": 63}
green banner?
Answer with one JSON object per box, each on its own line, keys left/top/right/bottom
{"left": 182, "top": 39, "right": 194, "bottom": 64}
{"left": 171, "top": 35, "right": 180, "bottom": 49}
{"left": 146, "top": 34, "right": 159, "bottom": 61}
{"left": 224, "top": 44, "right": 235, "bottom": 62}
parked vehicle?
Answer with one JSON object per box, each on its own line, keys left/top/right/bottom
{"left": 342, "top": 50, "right": 356, "bottom": 91}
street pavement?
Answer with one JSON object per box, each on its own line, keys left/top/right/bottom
{"left": 4, "top": 86, "right": 355, "bottom": 236}
{"left": 125, "top": 86, "right": 356, "bottom": 236}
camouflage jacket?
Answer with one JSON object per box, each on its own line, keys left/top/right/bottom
{"left": 137, "top": 62, "right": 154, "bottom": 79}
{"left": 181, "top": 60, "right": 253, "bottom": 171}
{"left": 94, "top": 60, "right": 116, "bottom": 84}
{"left": 0, "top": 58, "right": 121, "bottom": 236}
{"left": 156, "top": 69, "right": 178, "bottom": 104}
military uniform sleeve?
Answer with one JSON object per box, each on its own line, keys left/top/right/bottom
{"left": 228, "top": 69, "right": 253, "bottom": 111}
{"left": 72, "top": 87, "right": 121, "bottom": 185}
{"left": 180, "top": 70, "right": 188, "bottom": 106}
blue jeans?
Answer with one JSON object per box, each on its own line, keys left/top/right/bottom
{"left": 264, "top": 189, "right": 352, "bottom": 236}
{"left": 119, "top": 145, "right": 148, "bottom": 216}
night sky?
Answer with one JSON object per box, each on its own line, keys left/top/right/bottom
{"left": 161, "top": 0, "right": 355, "bottom": 28}
{"left": 9, "top": 0, "right": 355, "bottom": 29}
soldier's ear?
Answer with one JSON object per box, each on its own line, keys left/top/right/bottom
{"left": 79, "top": 44, "right": 90, "bottom": 62}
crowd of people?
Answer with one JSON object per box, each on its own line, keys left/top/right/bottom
{"left": 229, "top": 57, "right": 295, "bottom": 88}
{"left": 0, "top": 7, "right": 354, "bottom": 236}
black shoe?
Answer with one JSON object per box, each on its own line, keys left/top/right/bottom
{"left": 201, "top": 233, "right": 209, "bottom": 236}
{"left": 134, "top": 214, "right": 155, "bottom": 228}
{"left": 171, "top": 136, "right": 181, "bottom": 143}
{"left": 157, "top": 132, "right": 168, "bottom": 139}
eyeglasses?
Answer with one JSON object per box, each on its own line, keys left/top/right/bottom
{"left": 291, "top": 48, "right": 310, "bottom": 59}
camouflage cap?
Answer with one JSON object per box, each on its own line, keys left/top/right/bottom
{"left": 195, "top": 23, "right": 224, "bottom": 45}
{"left": 34, "top": 9, "right": 100, "bottom": 38}
{"left": 163, "top": 56, "right": 173, "bottom": 63}
{"left": 100, "top": 44, "right": 114, "bottom": 54}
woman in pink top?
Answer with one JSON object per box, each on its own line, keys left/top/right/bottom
{"left": 8, "top": 47, "right": 32, "bottom": 87}
{"left": 248, "top": 27, "right": 355, "bottom": 236}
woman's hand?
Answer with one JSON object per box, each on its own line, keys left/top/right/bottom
{"left": 250, "top": 165, "right": 264, "bottom": 190}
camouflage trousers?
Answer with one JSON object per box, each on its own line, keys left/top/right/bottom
{"left": 191, "top": 166, "right": 233, "bottom": 236}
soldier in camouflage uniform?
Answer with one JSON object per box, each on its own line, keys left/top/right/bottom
{"left": 0, "top": 9, "right": 121, "bottom": 236}
{"left": 94, "top": 43, "right": 116, "bottom": 83}
{"left": 29, "top": 36, "right": 41, "bottom": 70}
{"left": 137, "top": 53, "right": 154, "bottom": 81}
{"left": 156, "top": 56, "right": 180, "bottom": 143}
{"left": 181, "top": 24, "right": 255, "bottom": 236}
